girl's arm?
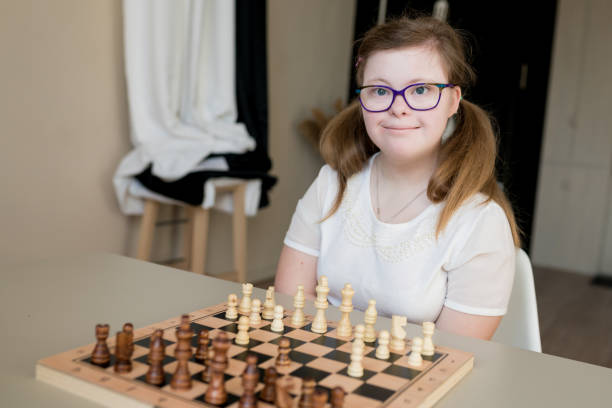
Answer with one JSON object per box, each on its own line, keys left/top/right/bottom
{"left": 273, "top": 245, "right": 318, "bottom": 299}
{"left": 435, "top": 306, "right": 502, "bottom": 340}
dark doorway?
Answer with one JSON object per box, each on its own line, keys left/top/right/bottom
{"left": 350, "top": 0, "right": 558, "bottom": 252}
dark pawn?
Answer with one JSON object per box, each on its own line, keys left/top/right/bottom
{"left": 331, "top": 386, "right": 346, "bottom": 408}
{"left": 114, "top": 331, "right": 132, "bottom": 373}
{"left": 202, "top": 347, "right": 214, "bottom": 383}
{"left": 145, "top": 329, "right": 165, "bottom": 386}
{"left": 91, "top": 324, "right": 110, "bottom": 367}
{"left": 275, "top": 337, "right": 291, "bottom": 367}
{"left": 313, "top": 387, "right": 329, "bottom": 408}
{"left": 260, "top": 366, "right": 278, "bottom": 403}
{"left": 238, "top": 353, "right": 259, "bottom": 408}
{"left": 170, "top": 319, "right": 194, "bottom": 390}
{"left": 195, "top": 330, "right": 209, "bottom": 363}
{"left": 123, "top": 323, "right": 134, "bottom": 359}
{"left": 205, "top": 331, "right": 231, "bottom": 405}
{"left": 298, "top": 377, "right": 315, "bottom": 408}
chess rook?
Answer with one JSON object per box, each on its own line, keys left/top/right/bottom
{"left": 311, "top": 276, "right": 329, "bottom": 333}
{"left": 336, "top": 283, "right": 354, "bottom": 338}
{"left": 91, "top": 324, "right": 110, "bottom": 367}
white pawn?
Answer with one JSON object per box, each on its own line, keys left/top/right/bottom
{"left": 250, "top": 299, "right": 262, "bottom": 325}
{"left": 348, "top": 324, "right": 365, "bottom": 377}
{"left": 337, "top": 283, "right": 354, "bottom": 338}
{"left": 226, "top": 293, "right": 238, "bottom": 319}
{"left": 271, "top": 305, "right": 284, "bottom": 332}
{"left": 291, "top": 285, "right": 305, "bottom": 326}
{"left": 363, "top": 299, "right": 377, "bottom": 343}
{"left": 375, "top": 330, "right": 390, "bottom": 360}
{"left": 311, "top": 276, "right": 329, "bottom": 333}
{"left": 235, "top": 315, "right": 250, "bottom": 345}
{"left": 353, "top": 323, "right": 365, "bottom": 349}
{"left": 389, "top": 315, "right": 407, "bottom": 353}
{"left": 408, "top": 337, "right": 423, "bottom": 367}
{"left": 422, "top": 321, "right": 435, "bottom": 356}
{"left": 239, "top": 283, "right": 254, "bottom": 315}
{"left": 262, "top": 286, "right": 276, "bottom": 320}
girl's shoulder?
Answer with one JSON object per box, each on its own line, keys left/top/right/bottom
{"left": 444, "top": 192, "right": 512, "bottom": 241}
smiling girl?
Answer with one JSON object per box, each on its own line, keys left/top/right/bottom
{"left": 274, "top": 17, "right": 520, "bottom": 340}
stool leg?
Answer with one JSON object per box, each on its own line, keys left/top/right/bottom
{"left": 191, "top": 207, "right": 210, "bottom": 275}
{"left": 232, "top": 184, "right": 247, "bottom": 283}
{"left": 137, "top": 199, "right": 160, "bottom": 261}
{"left": 181, "top": 206, "right": 193, "bottom": 271}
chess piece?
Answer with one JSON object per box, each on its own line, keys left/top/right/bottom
{"left": 275, "top": 379, "right": 294, "bottom": 408}
{"left": 311, "top": 276, "right": 329, "bottom": 333}
{"left": 239, "top": 283, "right": 254, "bottom": 315}
{"left": 249, "top": 299, "right": 262, "bottom": 325}
{"left": 123, "top": 322, "right": 134, "bottom": 359}
{"left": 275, "top": 337, "right": 292, "bottom": 367}
{"left": 146, "top": 329, "right": 165, "bottom": 385}
{"left": 195, "top": 329, "right": 209, "bottom": 363}
{"left": 291, "top": 285, "right": 305, "bottom": 326}
{"left": 262, "top": 286, "right": 276, "bottom": 320}
{"left": 235, "top": 315, "right": 251, "bottom": 345}
{"left": 331, "top": 386, "right": 346, "bottom": 408}
{"left": 353, "top": 323, "right": 365, "bottom": 349}
{"left": 205, "top": 332, "right": 231, "bottom": 405}
{"left": 298, "top": 377, "right": 315, "bottom": 408}
{"left": 313, "top": 387, "right": 329, "bottom": 408}
{"left": 226, "top": 293, "right": 239, "bottom": 320}
{"left": 260, "top": 366, "right": 278, "bottom": 403}
{"left": 390, "top": 315, "right": 407, "bottom": 353}
{"left": 271, "top": 304, "right": 284, "bottom": 332}
{"left": 114, "top": 331, "right": 132, "bottom": 373}
{"left": 347, "top": 324, "right": 365, "bottom": 377}
{"left": 170, "top": 318, "right": 193, "bottom": 390}
{"left": 363, "top": 300, "right": 377, "bottom": 343}
{"left": 376, "top": 330, "right": 390, "bottom": 360}
{"left": 422, "top": 321, "right": 435, "bottom": 356}
{"left": 408, "top": 337, "right": 424, "bottom": 367}
{"left": 239, "top": 353, "right": 259, "bottom": 408}
{"left": 336, "top": 283, "right": 354, "bottom": 338}
{"left": 202, "top": 346, "right": 214, "bottom": 383}
{"left": 91, "top": 324, "right": 110, "bottom": 367}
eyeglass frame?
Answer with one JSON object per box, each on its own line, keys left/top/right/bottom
{"left": 356, "top": 83, "right": 456, "bottom": 112}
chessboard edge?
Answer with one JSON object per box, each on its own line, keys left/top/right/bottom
{"left": 419, "top": 355, "right": 474, "bottom": 408}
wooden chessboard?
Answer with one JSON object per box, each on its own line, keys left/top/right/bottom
{"left": 36, "top": 302, "right": 473, "bottom": 407}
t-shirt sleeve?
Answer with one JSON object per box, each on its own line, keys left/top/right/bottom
{"left": 442, "top": 202, "right": 516, "bottom": 316}
{"left": 283, "top": 165, "right": 332, "bottom": 257}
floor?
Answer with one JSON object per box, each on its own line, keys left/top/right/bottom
{"left": 255, "top": 268, "right": 612, "bottom": 369}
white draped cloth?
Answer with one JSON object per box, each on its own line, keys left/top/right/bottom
{"left": 114, "top": 0, "right": 261, "bottom": 216}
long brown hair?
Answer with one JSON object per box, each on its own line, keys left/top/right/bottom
{"left": 319, "top": 16, "right": 521, "bottom": 246}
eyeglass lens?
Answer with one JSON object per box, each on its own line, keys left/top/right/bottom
{"left": 360, "top": 84, "right": 441, "bottom": 111}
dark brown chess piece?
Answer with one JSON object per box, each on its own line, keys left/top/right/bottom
{"left": 123, "top": 323, "right": 134, "bottom": 358}
{"left": 238, "top": 353, "right": 259, "bottom": 408}
{"left": 145, "top": 329, "right": 165, "bottom": 386}
{"left": 114, "top": 331, "right": 132, "bottom": 373}
{"left": 195, "top": 329, "right": 209, "bottom": 363}
{"left": 275, "top": 337, "right": 291, "bottom": 367}
{"left": 91, "top": 324, "right": 110, "bottom": 367}
{"left": 260, "top": 366, "right": 278, "bottom": 403}
{"left": 205, "top": 331, "right": 231, "bottom": 405}
{"left": 331, "top": 386, "right": 346, "bottom": 408}
{"left": 202, "top": 346, "right": 214, "bottom": 383}
{"left": 298, "top": 377, "right": 315, "bottom": 408}
{"left": 313, "top": 387, "right": 329, "bottom": 408}
{"left": 274, "top": 378, "right": 294, "bottom": 408}
{"left": 170, "top": 319, "right": 194, "bottom": 390}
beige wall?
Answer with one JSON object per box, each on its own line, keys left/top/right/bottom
{"left": 0, "top": 0, "right": 356, "bottom": 282}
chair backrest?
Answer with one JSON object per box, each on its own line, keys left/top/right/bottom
{"left": 491, "top": 248, "right": 542, "bottom": 352}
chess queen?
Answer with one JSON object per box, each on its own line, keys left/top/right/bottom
{"left": 274, "top": 16, "right": 519, "bottom": 341}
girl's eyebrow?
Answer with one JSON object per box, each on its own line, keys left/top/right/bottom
{"left": 365, "top": 77, "right": 438, "bottom": 86}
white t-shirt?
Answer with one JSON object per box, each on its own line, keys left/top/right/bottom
{"left": 284, "top": 156, "right": 516, "bottom": 323}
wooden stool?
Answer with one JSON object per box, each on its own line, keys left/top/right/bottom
{"left": 136, "top": 182, "right": 247, "bottom": 283}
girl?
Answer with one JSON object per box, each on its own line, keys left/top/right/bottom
{"left": 274, "top": 16, "right": 520, "bottom": 340}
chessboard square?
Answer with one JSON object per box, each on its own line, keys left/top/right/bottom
{"left": 232, "top": 350, "right": 272, "bottom": 366}
{"left": 134, "top": 371, "right": 173, "bottom": 387}
{"left": 117, "top": 361, "right": 150, "bottom": 380}
{"left": 161, "top": 380, "right": 207, "bottom": 400}
{"left": 423, "top": 351, "right": 444, "bottom": 362}
{"left": 300, "top": 322, "right": 327, "bottom": 333}
{"left": 352, "top": 383, "right": 396, "bottom": 402}
{"left": 249, "top": 329, "right": 281, "bottom": 342}
{"left": 233, "top": 338, "right": 263, "bottom": 349}
{"left": 318, "top": 373, "right": 364, "bottom": 393}
{"left": 323, "top": 328, "right": 350, "bottom": 340}
{"left": 190, "top": 322, "right": 215, "bottom": 334}
{"left": 249, "top": 320, "right": 270, "bottom": 330}
{"left": 220, "top": 322, "right": 239, "bottom": 334}
{"left": 294, "top": 342, "right": 334, "bottom": 357}
{"left": 323, "top": 350, "right": 352, "bottom": 364}
{"left": 310, "top": 335, "right": 347, "bottom": 348}
{"left": 250, "top": 342, "right": 278, "bottom": 357}
{"left": 131, "top": 344, "right": 150, "bottom": 359}
{"left": 134, "top": 353, "right": 176, "bottom": 366}
{"left": 198, "top": 316, "right": 236, "bottom": 329}
{"left": 394, "top": 355, "right": 433, "bottom": 370}
{"left": 225, "top": 375, "right": 265, "bottom": 398}
{"left": 260, "top": 324, "right": 294, "bottom": 335}
{"left": 306, "top": 357, "right": 346, "bottom": 373}
{"left": 269, "top": 336, "right": 305, "bottom": 349}
{"left": 258, "top": 358, "right": 302, "bottom": 375}
{"left": 163, "top": 360, "right": 205, "bottom": 376}
{"left": 366, "top": 372, "right": 410, "bottom": 391}
{"left": 288, "top": 350, "right": 318, "bottom": 365}
{"left": 362, "top": 356, "right": 392, "bottom": 372}
{"left": 365, "top": 349, "right": 402, "bottom": 363}
{"left": 162, "top": 328, "right": 177, "bottom": 343}
{"left": 383, "top": 364, "right": 421, "bottom": 380}
{"left": 283, "top": 315, "right": 312, "bottom": 329}
{"left": 337, "top": 341, "right": 374, "bottom": 355}
{"left": 227, "top": 344, "right": 247, "bottom": 358}
{"left": 211, "top": 328, "right": 236, "bottom": 340}
{"left": 212, "top": 311, "right": 237, "bottom": 321}
{"left": 134, "top": 336, "right": 173, "bottom": 349}
{"left": 225, "top": 358, "right": 247, "bottom": 376}
{"left": 285, "top": 329, "right": 321, "bottom": 342}
{"left": 289, "top": 365, "right": 331, "bottom": 382}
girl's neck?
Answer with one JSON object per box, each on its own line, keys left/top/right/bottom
{"left": 376, "top": 152, "right": 438, "bottom": 188}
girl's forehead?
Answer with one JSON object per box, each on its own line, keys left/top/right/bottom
{"left": 363, "top": 46, "right": 448, "bottom": 84}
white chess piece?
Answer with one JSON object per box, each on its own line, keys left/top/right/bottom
{"left": 422, "top": 321, "right": 435, "bottom": 356}
{"left": 376, "top": 330, "right": 390, "bottom": 360}
{"left": 311, "top": 276, "right": 329, "bottom": 333}
{"left": 239, "top": 283, "right": 254, "bottom": 315}
{"left": 249, "top": 299, "right": 262, "bottom": 325}
{"left": 363, "top": 299, "right": 377, "bottom": 343}
{"left": 225, "top": 293, "right": 238, "bottom": 319}
{"left": 408, "top": 337, "right": 423, "bottom": 367}
{"left": 389, "top": 315, "right": 407, "bottom": 353}
{"left": 271, "top": 305, "right": 284, "bottom": 332}
{"left": 262, "top": 286, "right": 275, "bottom": 320}
{"left": 336, "top": 283, "right": 354, "bottom": 338}
{"left": 235, "top": 315, "right": 250, "bottom": 345}
{"left": 291, "top": 285, "right": 305, "bottom": 326}
{"left": 348, "top": 324, "right": 365, "bottom": 377}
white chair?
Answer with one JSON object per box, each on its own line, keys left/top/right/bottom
{"left": 491, "top": 248, "right": 542, "bottom": 352}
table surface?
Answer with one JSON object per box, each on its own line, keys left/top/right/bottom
{"left": 2, "top": 253, "right": 611, "bottom": 407}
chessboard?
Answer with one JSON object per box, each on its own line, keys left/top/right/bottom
{"left": 36, "top": 302, "right": 473, "bottom": 408}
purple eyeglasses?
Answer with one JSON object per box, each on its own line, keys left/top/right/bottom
{"left": 356, "top": 83, "right": 455, "bottom": 112}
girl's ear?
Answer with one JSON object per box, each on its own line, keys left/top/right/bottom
{"left": 449, "top": 86, "right": 462, "bottom": 118}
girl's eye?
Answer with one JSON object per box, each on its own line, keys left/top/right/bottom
{"left": 414, "top": 86, "right": 428, "bottom": 95}
{"left": 374, "top": 87, "right": 388, "bottom": 96}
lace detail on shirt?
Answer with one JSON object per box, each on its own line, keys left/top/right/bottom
{"left": 340, "top": 174, "right": 437, "bottom": 263}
